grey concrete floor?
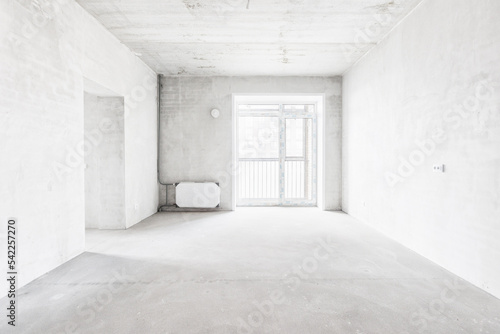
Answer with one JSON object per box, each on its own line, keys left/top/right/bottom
{"left": 2, "top": 208, "right": 500, "bottom": 333}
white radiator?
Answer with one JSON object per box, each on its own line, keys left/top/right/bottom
{"left": 175, "top": 182, "right": 220, "bottom": 208}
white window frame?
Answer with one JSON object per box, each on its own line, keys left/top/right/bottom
{"left": 232, "top": 94, "right": 325, "bottom": 210}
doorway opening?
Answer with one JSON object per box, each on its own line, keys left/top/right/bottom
{"left": 233, "top": 95, "right": 324, "bottom": 208}
{"left": 83, "top": 78, "right": 125, "bottom": 230}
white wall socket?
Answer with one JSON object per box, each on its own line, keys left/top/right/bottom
{"left": 433, "top": 164, "right": 445, "bottom": 173}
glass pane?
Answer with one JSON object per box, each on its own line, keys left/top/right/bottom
{"left": 285, "top": 161, "right": 305, "bottom": 199}
{"left": 239, "top": 116, "right": 279, "bottom": 159}
{"left": 286, "top": 118, "right": 304, "bottom": 157}
{"left": 239, "top": 104, "right": 279, "bottom": 113}
{"left": 283, "top": 104, "right": 315, "bottom": 113}
{"left": 238, "top": 160, "right": 279, "bottom": 199}
{"left": 285, "top": 118, "right": 313, "bottom": 201}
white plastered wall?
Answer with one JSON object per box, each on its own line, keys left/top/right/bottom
{"left": 159, "top": 76, "right": 342, "bottom": 210}
{"left": 0, "top": 0, "right": 158, "bottom": 295}
{"left": 343, "top": 0, "right": 500, "bottom": 298}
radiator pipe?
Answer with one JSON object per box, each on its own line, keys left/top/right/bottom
{"left": 157, "top": 74, "right": 170, "bottom": 212}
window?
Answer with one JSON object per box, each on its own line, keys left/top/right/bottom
{"left": 236, "top": 102, "right": 317, "bottom": 206}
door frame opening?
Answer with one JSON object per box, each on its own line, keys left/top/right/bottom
{"left": 232, "top": 94, "right": 325, "bottom": 210}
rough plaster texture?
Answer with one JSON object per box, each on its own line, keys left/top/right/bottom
{"left": 160, "top": 76, "right": 342, "bottom": 210}
{"left": 84, "top": 94, "right": 125, "bottom": 229}
{"left": 343, "top": 0, "right": 500, "bottom": 298}
{"left": 0, "top": 0, "right": 157, "bottom": 296}
{"left": 2, "top": 209, "right": 500, "bottom": 333}
{"left": 76, "top": 0, "right": 424, "bottom": 76}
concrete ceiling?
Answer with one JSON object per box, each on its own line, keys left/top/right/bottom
{"left": 76, "top": 0, "right": 423, "bottom": 76}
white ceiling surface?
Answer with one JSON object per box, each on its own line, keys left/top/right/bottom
{"left": 76, "top": 0, "right": 423, "bottom": 76}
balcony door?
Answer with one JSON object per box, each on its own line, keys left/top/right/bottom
{"left": 237, "top": 103, "right": 317, "bottom": 206}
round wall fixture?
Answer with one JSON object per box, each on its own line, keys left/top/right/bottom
{"left": 211, "top": 108, "right": 220, "bottom": 118}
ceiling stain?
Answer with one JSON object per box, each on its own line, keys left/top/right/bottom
{"left": 76, "top": 0, "right": 424, "bottom": 76}
{"left": 183, "top": 0, "right": 202, "bottom": 11}
{"left": 281, "top": 48, "right": 289, "bottom": 64}
{"left": 182, "top": 0, "right": 248, "bottom": 18}
{"left": 366, "top": 1, "right": 398, "bottom": 13}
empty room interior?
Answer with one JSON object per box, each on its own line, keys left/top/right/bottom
{"left": 1, "top": 0, "right": 500, "bottom": 333}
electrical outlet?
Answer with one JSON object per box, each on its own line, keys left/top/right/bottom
{"left": 433, "top": 164, "right": 445, "bottom": 173}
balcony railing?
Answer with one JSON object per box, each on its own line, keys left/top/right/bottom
{"left": 238, "top": 159, "right": 307, "bottom": 200}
